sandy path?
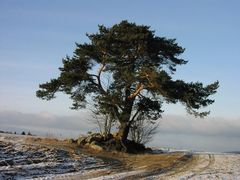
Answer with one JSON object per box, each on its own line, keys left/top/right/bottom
{"left": 92, "top": 153, "right": 240, "bottom": 179}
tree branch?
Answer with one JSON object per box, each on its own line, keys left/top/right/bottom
{"left": 129, "top": 109, "right": 140, "bottom": 125}
{"left": 97, "top": 64, "right": 107, "bottom": 94}
{"left": 128, "top": 83, "right": 144, "bottom": 99}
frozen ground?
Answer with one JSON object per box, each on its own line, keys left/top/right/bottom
{"left": 0, "top": 133, "right": 108, "bottom": 179}
{"left": 1, "top": 133, "right": 240, "bottom": 180}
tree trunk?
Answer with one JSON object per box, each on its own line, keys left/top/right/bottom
{"left": 117, "top": 122, "right": 130, "bottom": 143}
{"left": 117, "top": 96, "right": 134, "bottom": 144}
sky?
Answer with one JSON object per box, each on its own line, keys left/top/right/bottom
{"left": 0, "top": 0, "right": 240, "bottom": 152}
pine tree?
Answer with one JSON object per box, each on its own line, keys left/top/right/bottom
{"left": 36, "top": 21, "right": 219, "bottom": 147}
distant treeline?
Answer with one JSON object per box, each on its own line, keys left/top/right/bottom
{"left": 0, "top": 130, "right": 35, "bottom": 136}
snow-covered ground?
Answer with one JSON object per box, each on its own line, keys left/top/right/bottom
{"left": 0, "top": 133, "right": 108, "bottom": 179}
{"left": 1, "top": 133, "right": 240, "bottom": 180}
{"left": 151, "top": 154, "right": 240, "bottom": 179}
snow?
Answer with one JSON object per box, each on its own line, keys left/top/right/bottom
{"left": 0, "top": 133, "right": 107, "bottom": 180}
{"left": 150, "top": 154, "right": 240, "bottom": 179}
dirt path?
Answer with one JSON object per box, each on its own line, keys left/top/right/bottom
{"left": 81, "top": 153, "right": 240, "bottom": 179}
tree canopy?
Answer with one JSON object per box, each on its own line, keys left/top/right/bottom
{"left": 37, "top": 21, "right": 219, "bottom": 144}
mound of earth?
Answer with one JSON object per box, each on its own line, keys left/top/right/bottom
{"left": 69, "top": 133, "right": 150, "bottom": 153}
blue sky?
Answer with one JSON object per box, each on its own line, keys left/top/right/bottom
{"left": 0, "top": 0, "right": 240, "bottom": 151}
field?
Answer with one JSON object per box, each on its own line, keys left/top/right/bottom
{"left": 0, "top": 133, "right": 240, "bottom": 179}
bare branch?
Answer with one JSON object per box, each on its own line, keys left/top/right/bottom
{"left": 129, "top": 110, "right": 140, "bottom": 124}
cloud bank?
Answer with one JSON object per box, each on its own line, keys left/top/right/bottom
{"left": 0, "top": 110, "right": 96, "bottom": 138}
{"left": 1, "top": 110, "right": 240, "bottom": 152}
{"left": 159, "top": 114, "right": 240, "bottom": 138}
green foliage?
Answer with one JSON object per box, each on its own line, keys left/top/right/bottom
{"left": 36, "top": 21, "right": 219, "bottom": 141}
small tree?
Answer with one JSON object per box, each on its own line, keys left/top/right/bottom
{"left": 129, "top": 114, "right": 159, "bottom": 144}
{"left": 91, "top": 109, "right": 115, "bottom": 137}
{"left": 36, "top": 21, "right": 219, "bottom": 147}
